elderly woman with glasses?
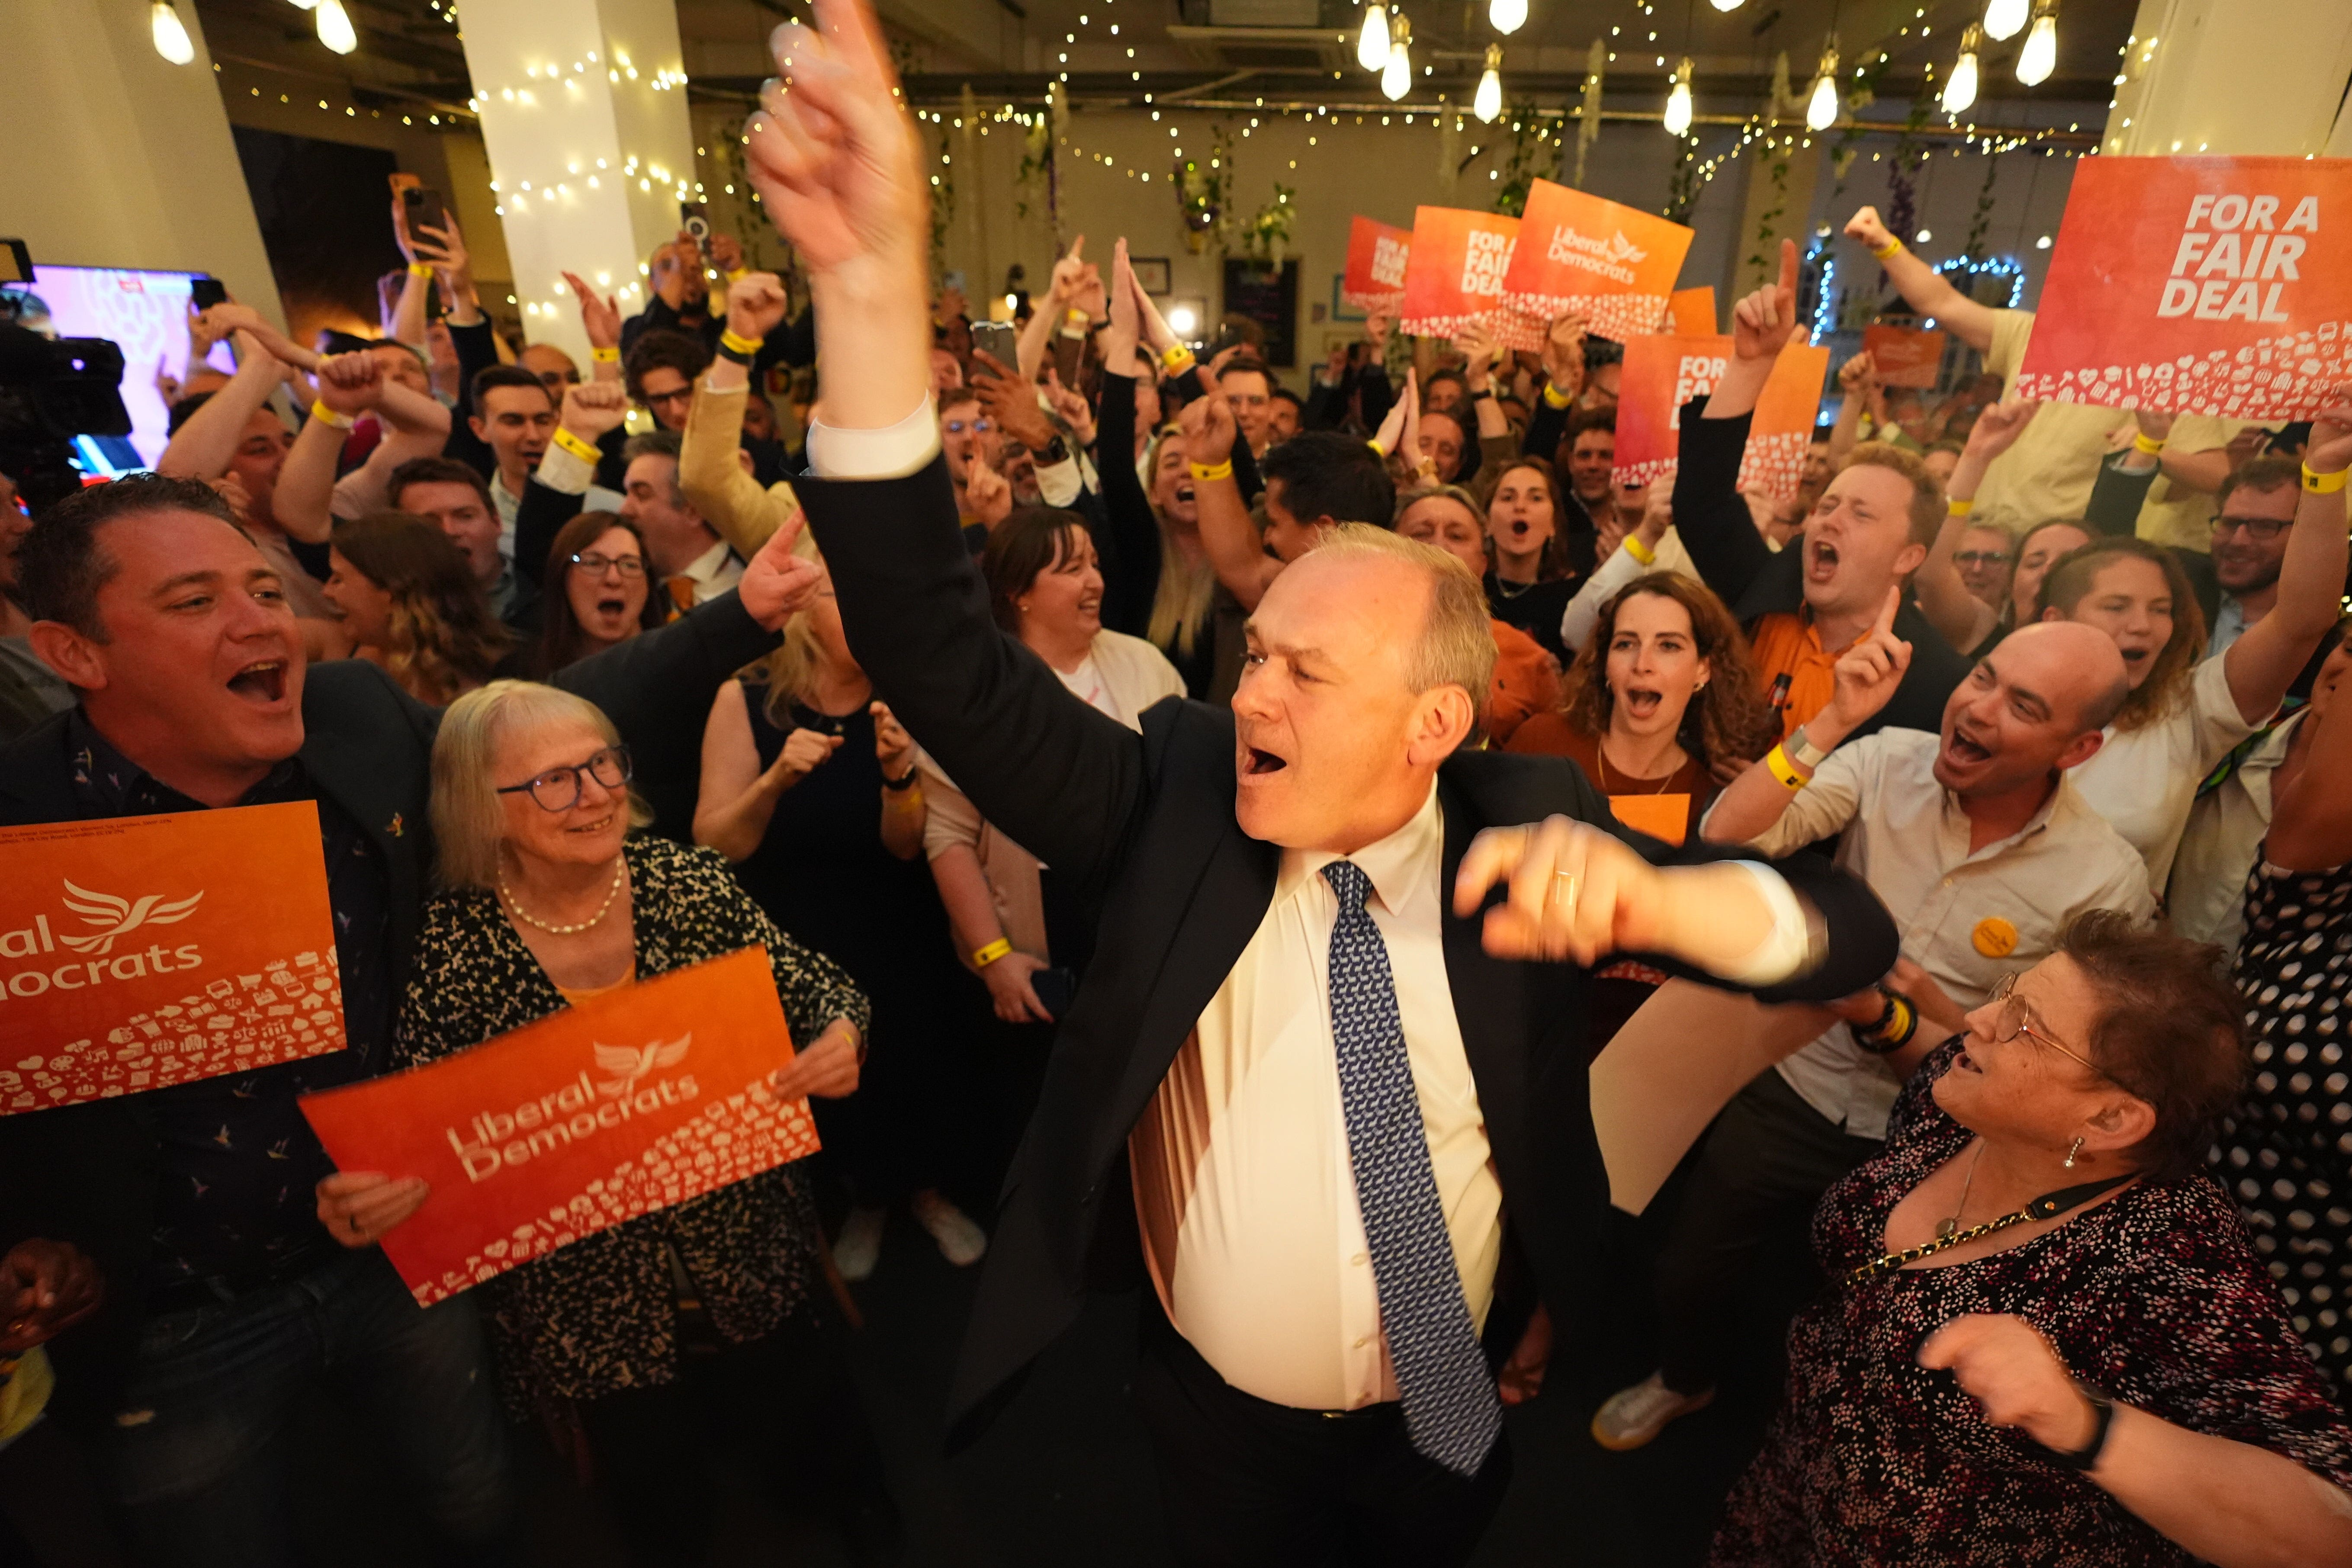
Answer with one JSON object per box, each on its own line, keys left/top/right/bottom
{"left": 1711, "top": 912, "right": 2352, "bottom": 1568}
{"left": 325, "top": 680, "right": 900, "bottom": 1565}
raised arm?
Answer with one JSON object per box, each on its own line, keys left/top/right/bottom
{"left": 2219, "top": 391, "right": 2352, "bottom": 724}
{"left": 158, "top": 325, "right": 287, "bottom": 481}
{"left": 1523, "top": 313, "right": 1582, "bottom": 458}
{"left": 1826, "top": 350, "right": 1876, "bottom": 469}
{"left": 1672, "top": 243, "right": 1796, "bottom": 604}
{"left": 1843, "top": 206, "right": 1998, "bottom": 353}
{"left": 273, "top": 355, "right": 380, "bottom": 544}
{"left": 1918, "top": 401, "right": 2040, "bottom": 652}
{"left": 1180, "top": 389, "right": 1280, "bottom": 611}
{"left": 679, "top": 270, "right": 794, "bottom": 559}
{"left": 1091, "top": 244, "right": 1166, "bottom": 639}
{"left": 745, "top": 0, "right": 1148, "bottom": 897}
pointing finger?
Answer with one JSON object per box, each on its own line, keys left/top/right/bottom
{"left": 1776, "top": 236, "right": 1800, "bottom": 306}
{"left": 1874, "top": 584, "right": 1901, "bottom": 638}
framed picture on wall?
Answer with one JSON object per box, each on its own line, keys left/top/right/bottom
{"left": 1131, "top": 256, "right": 1173, "bottom": 296}
{"left": 1221, "top": 258, "right": 1298, "bottom": 369}
{"left": 1330, "top": 273, "right": 1366, "bottom": 324}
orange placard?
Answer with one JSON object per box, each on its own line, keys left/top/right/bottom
{"left": 1860, "top": 324, "right": 1948, "bottom": 389}
{"left": 0, "top": 803, "right": 344, "bottom": 1115}
{"left": 1609, "top": 793, "right": 1689, "bottom": 847}
{"left": 1613, "top": 335, "right": 1831, "bottom": 501}
{"left": 1399, "top": 206, "right": 1521, "bottom": 344}
{"left": 1342, "top": 215, "right": 1414, "bottom": 316}
{"left": 1667, "top": 286, "right": 1717, "bottom": 334}
{"left": 1497, "top": 178, "right": 1697, "bottom": 348}
{"left": 299, "top": 947, "right": 819, "bottom": 1307}
{"left": 2016, "top": 155, "right": 2352, "bottom": 418}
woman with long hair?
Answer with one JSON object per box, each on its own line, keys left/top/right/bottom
{"left": 321, "top": 511, "right": 509, "bottom": 705}
{"left": 504, "top": 510, "right": 666, "bottom": 680}
{"left": 1480, "top": 454, "right": 1586, "bottom": 665}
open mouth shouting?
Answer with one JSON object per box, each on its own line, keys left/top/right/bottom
{"left": 1806, "top": 536, "right": 1841, "bottom": 585}
{"left": 1239, "top": 740, "right": 1290, "bottom": 781}
{"left": 1619, "top": 683, "right": 1665, "bottom": 722}
{"left": 1942, "top": 720, "right": 1994, "bottom": 771}
{"left": 226, "top": 659, "right": 289, "bottom": 707}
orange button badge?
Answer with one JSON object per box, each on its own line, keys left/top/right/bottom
{"left": 1972, "top": 916, "right": 2018, "bottom": 959}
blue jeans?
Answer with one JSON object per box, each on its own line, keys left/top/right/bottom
{"left": 105, "top": 1250, "right": 516, "bottom": 1568}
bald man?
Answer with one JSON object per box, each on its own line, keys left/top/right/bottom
{"left": 1594, "top": 618, "right": 2155, "bottom": 1451}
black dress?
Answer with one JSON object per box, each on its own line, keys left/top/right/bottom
{"left": 736, "top": 675, "right": 975, "bottom": 1201}
{"left": 1483, "top": 570, "right": 1576, "bottom": 666}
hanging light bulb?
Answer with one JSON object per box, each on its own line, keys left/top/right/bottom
{"left": 1356, "top": 4, "right": 1391, "bottom": 72}
{"left": 1942, "top": 25, "right": 1981, "bottom": 114}
{"left": 1982, "top": 0, "right": 2030, "bottom": 42}
{"left": 1382, "top": 16, "right": 1413, "bottom": 101}
{"left": 1663, "top": 56, "right": 1693, "bottom": 136}
{"left": 1709, "top": 0, "right": 1745, "bottom": 10}
{"left": 1805, "top": 40, "right": 1840, "bottom": 131}
{"left": 315, "top": 0, "right": 357, "bottom": 52}
{"left": 1488, "top": 0, "right": 1527, "bottom": 36}
{"left": 1475, "top": 44, "right": 1504, "bottom": 122}
{"left": 149, "top": 0, "right": 195, "bottom": 63}
{"left": 2015, "top": 0, "right": 2058, "bottom": 86}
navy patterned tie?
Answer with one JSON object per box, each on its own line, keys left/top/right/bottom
{"left": 1321, "top": 860, "right": 1503, "bottom": 1477}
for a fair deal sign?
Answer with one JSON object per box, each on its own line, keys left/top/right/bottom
{"left": 1613, "top": 335, "right": 1831, "bottom": 500}
{"left": 2016, "top": 156, "right": 2352, "bottom": 418}
{"left": 299, "top": 947, "right": 821, "bottom": 1307}
{"left": 1342, "top": 215, "right": 1413, "bottom": 316}
{"left": 1499, "top": 178, "right": 1697, "bottom": 347}
{"left": 0, "top": 802, "right": 345, "bottom": 1114}
{"left": 1399, "top": 206, "right": 1521, "bottom": 343}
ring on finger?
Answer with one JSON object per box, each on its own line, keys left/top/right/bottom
{"left": 1548, "top": 871, "right": 1581, "bottom": 914}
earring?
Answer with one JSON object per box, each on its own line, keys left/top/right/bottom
{"left": 2064, "top": 1137, "right": 2084, "bottom": 1170}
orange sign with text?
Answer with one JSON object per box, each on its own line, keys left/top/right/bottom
{"left": 0, "top": 802, "right": 344, "bottom": 1115}
{"left": 1399, "top": 206, "right": 1521, "bottom": 344}
{"left": 2015, "top": 155, "right": 2352, "bottom": 418}
{"left": 1499, "top": 178, "right": 1697, "bottom": 347}
{"left": 1342, "top": 215, "right": 1414, "bottom": 316}
{"left": 1861, "top": 324, "right": 1949, "bottom": 389}
{"left": 299, "top": 947, "right": 819, "bottom": 1307}
{"left": 1613, "top": 335, "right": 1830, "bottom": 500}
{"left": 1667, "top": 287, "right": 1717, "bottom": 335}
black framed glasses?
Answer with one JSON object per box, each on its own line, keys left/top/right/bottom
{"left": 2210, "top": 514, "right": 2291, "bottom": 542}
{"left": 1988, "top": 971, "right": 2107, "bottom": 1080}
{"left": 496, "top": 745, "right": 633, "bottom": 812}
{"left": 569, "top": 551, "right": 645, "bottom": 578}
{"left": 640, "top": 386, "right": 694, "bottom": 408}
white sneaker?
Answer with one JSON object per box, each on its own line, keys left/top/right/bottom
{"left": 909, "top": 1189, "right": 988, "bottom": 1267}
{"left": 833, "top": 1204, "right": 886, "bottom": 1282}
{"left": 1590, "top": 1371, "right": 1715, "bottom": 1451}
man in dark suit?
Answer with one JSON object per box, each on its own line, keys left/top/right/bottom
{"left": 0, "top": 474, "right": 801, "bottom": 1565}
{"left": 1673, "top": 241, "right": 1971, "bottom": 745}
{"left": 743, "top": 8, "right": 1900, "bottom": 1561}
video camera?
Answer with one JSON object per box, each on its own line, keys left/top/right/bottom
{"left": 1, "top": 237, "right": 134, "bottom": 514}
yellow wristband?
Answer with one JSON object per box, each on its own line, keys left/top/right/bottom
{"left": 1870, "top": 238, "right": 1905, "bottom": 261}
{"left": 2131, "top": 431, "right": 2166, "bottom": 456}
{"left": 1764, "top": 743, "right": 1807, "bottom": 791}
{"left": 406, "top": 261, "right": 435, "bottom": 279}
{"left": 724, "top": 267, "right": 749, "bottom": 284}
{"left": 1542, "top": 380, "right": 1575, "bottom": 409}
{"left": 1946, "top": 497, "right": 1974, "bottom": 517}
{"left": 2304, "top": 463, "right": 2350, "bottom": 495}
{"left": 1624, "top": 533, "right": 1656, "bottom": 566}
{"left": 310, "top": 401, "right": 355, "bottom": 431}
{"left": 718, "top": 327, "right": 764, "bottom": 357}
{"left": 551, "top": 426, "right": 601, "bottom": 463}
{"left": 1188, "top": 459, "right": 1234, "bottom": 483}
{"left": 1161, "top": 344, "right": 1195, "bottom": 372}
{"left": 590, "top": 345, "right": 620, "bottom": 364}
{"left": 971, "top": 938, "right": 1012, "bottom": 970}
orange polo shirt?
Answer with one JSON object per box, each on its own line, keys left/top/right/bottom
{"left": 1746, "top": 609, "right": 1841, "bottom": 739}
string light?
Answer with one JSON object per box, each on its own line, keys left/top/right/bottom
{"left": 315, "top": 0, "right": 357, "bottom": 55}
{"left": 1663, "top": 55, "right": 1693, "bottom": 136}
{"left": 1805, "top": 39, "right": 1841, "bottom": 131}
{"left": 1382, "top": 16, "right": 1413, "bottom": 100}
{"left": 1943, "top": 25, "right": 1981, "bottom": 114}
{"left": 2016, "top": 0, "right": 2059, "bottom": 86}
{"left": 1474, "top": 44, "right": 1504, "bottom": 122}
{"left": 1983, "top": 0, "right": 2030, "bottom": 41}
{"left": 149, "top": 0, "right": 194, "bottom": 64}
{"left": 1488, "top": 0, "right": 1526, "bottom": 36}
{"left": 1355, "top": 0, "right": 1391, "bottom": 67}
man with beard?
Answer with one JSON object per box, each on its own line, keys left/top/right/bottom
{"left": 1592, "top": 616, "right": 2154, "bottom": 1451}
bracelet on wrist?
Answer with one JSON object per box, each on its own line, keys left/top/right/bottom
{"left": 971, "top": 938, "right": 1013, "bottom": 970}
{"left": 550, "top": 426, "right": 602, "bottom": 463}
{"left": 1764, "top": 743, "right": 1807, "bottom": 791}
{"left": 724, "top": 267, "right": 749, "bottom": 284}
{"left": 2042, "top": 1382, "right": 2117, "bottom": 1472}
{"left": 1785, "top": 724, "right": 1831, "bottom": 771}
{"left": 2303, "top": 462, "right": 2349, "bottom": 495}
{"left": 1855, "top": 992, "right": 1918, "bottom": 1054}
{"left": 2131, "top": 431, "right": 2166, "bottom": 456}
{"left": 1870, "top": 237, "right": 1905, "bottom": 261}
{"left": 1161, "top": 344, "right": 1195, "bottom": 372}
{"left": 1469, "top": 386, "right": 1494, "bottom": 402}
{"left": 590, "top": 345, "right": 621, "bottom": 364}
{"left": 406, "top": 261, "right": 435, "bottom": 279}
{"left": 1187, "top": 459, "right": 1234, "bottom": 483}
{"left": 1541, "top": 380, "right": 1575, "bottom": 409}
{"left": 882, "top": 767, "right": 919, "bottom": 792}
{"left": 310, "top": 401, "right": 356, "bottom": 431}
{"left": 1623, "top": 533, "right": 1656, "bottom": 567}
{"left": 717, "top": 328, "right": 764, "bottom": 363}
{"left": 1945, "top": 497, "right": 1975, "bottom": 517}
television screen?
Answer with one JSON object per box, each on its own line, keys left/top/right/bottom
{"left": 5, "top": 265, "right": 239, "bottom": 471}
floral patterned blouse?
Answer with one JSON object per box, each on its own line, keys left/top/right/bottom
{"left": 393, "top": 835, "right": 870, "bottom": 1414}
{"left": 1711, "top": 1039, "right": 2352, "bottom": 1567}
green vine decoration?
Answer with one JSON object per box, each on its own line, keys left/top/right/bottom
{"left": 1014, "top": 86, "right": 1061, "bottom": 224}
{"left": 1664, "top": 133, "right": 1701, "bottom": 224}
{"left": 1488, "top": 106, "right": 1552, "bottom": 218}
{"left": 1239, "top": 182, "right": 1296, "bottom": 266}
{"left": 1177, "top": 125, "right": 1234, "bottom": 252}
{"left": 1961, "top": 154, "right": 1999, "bottom": 264}
{"left": 1824, "top": 56, "right": 1888, "bottom": 200}
{"left": 1743, "top": 130, "right": 1795, "bottom": 290}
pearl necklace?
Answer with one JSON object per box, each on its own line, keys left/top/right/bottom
{"left": 500, "top": 859, "right": 627, "bottom": 935}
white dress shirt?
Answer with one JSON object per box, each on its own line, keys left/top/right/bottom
{"left": 2167, "top": 708, "right": 2303, "bottom": 954}
{"left": 1722, "top": 728, "right": 2156, "bottom": 1140}
{"left": 666, "top": 537, "right": 745, "bottom": 608}
{"left": 2068, "top": 653, "right": 2268, "bottom": 891}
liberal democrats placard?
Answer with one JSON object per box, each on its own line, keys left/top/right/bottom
{"left": 0, "top": 802, "right": 345, "bottom": 1114}
{"left": 298, "top": 947, "right": 821, "bottom": 1307}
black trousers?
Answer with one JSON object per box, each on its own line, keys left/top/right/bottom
{"left": 1655, "top": 1067, "right": 1883, "bottom": 1395}
{"left": 1130, "top": 1305, "right": 1512, "bottom": 1568}
{"left": 575, "top": 1308, "right": 900, "bottom": 1568}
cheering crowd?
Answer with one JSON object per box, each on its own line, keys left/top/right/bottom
{"left": 4, "top": 4, "right": 2352, "bottom": 1563}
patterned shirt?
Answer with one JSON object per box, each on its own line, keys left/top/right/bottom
{"left": 64, "top": 712, "right": 392, "bottom": 1295}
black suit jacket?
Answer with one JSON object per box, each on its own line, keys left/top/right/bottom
{"left": 796, "top": 456, "right": 1898, "bottom": 1446}
{"left": 1674, "top": 400, "right": 1971, "bottom": 740}
{"left": 0, "top": 595, "right": 778, "bottom": 1420}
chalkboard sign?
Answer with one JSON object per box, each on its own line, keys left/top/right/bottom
{"left": 1221, "top": 258, "right": 1298, "bottom": 369}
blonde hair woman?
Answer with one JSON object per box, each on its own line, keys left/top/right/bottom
{"left": 338, "top": 680, "right": 899, "bottom": 1565}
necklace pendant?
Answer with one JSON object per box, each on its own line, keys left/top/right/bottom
{"left": 1934, "top": 1218, "right": 1958, "bottom": 1239}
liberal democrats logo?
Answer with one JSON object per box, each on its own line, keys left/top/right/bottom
{"left": 58, "top": 880, "right": 205, "bottom": 956}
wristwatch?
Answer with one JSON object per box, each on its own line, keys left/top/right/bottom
{"left": 2039, "top": 1382, "right": 2116, "bottom": 1472}
{"left": 1032, "top": 434, "right": 1070, "bottom": 466}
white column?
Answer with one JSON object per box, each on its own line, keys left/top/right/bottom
{"left": 456, "top": 0, "right": 704, "bottom": 364}
{"left": 2104, "top": 0, "right": 2352, "bottom": 157}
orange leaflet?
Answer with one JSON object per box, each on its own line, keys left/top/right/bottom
{"left": 299, "top": 946, "right": 819, "bottom": 1307}
{"left": 1613, "top": 334, "right": 1831, "bottom": 502}
{"left": 0, "top": 801, "right": 345, "bottom": 1115}
{"left": 1668, "top": 287, "right": 1717, "bottom": 335}
{"left": 1399, "top": 206, "right": 1521, "bottom": 344}
{"left": 2016, "top": 155, "right": 2352, "bottom": 418}
{"left": 1861, "top": 324, "right": 1948, "bottom": 390}
{"left": 1497, "top": 179, "right": 1698, "bottom": 348}
{"left": 1343, "top": 215, "right": 1414, "bottom": 315}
